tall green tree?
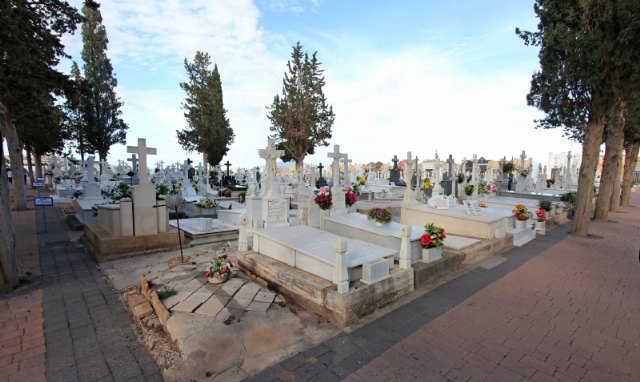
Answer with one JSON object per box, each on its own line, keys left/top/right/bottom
{"left": 80, "top": 0, "right": 128, "bottom": 165}
{"left": 0, "top": 0, "right": 80, "bottom": 291}
{"left": 177, "top": 51, "right": 234, "bottom": 167}
{"left": 64, "top": 62, "right": 93, "bottom": 161}
{"left": 517, "top": 0, "right": 640, "bottom": 236}
{"left": 267, "top": 42, "right": 335, "bottom": 171}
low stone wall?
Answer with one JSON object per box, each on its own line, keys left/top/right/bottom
{"left": 238, "top": 252, "right": 414, "bottom": 328}
{"left": 82, "top": 222, "right": 185, "bottom": 262}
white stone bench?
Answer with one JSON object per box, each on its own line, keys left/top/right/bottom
{"left": 252, "top": 225, "right": 396, "bottom": 294}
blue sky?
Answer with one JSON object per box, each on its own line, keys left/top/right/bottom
{"left": 59, "top": 0, "right": 583, "bottom": 170}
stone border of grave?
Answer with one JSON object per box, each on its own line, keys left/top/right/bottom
{"left": 237, "top": 251, "right": 414, "bottom": 328}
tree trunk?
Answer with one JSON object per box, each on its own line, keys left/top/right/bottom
{"left": 0, "top": 113, "right": 18, "bottom": 292}
{"left": 621, "top": 141, "right": 640, "bottom": 206}
{"left": 571, "top": 116, "right": 605, "bottom": 236}
{"left": 0, "top": 105, "right": 27, "bottom": 210}
{"left": 609, "top": 153, "right": 623, "bottom": 212}
{"left": 34, "top": 154, "right": 43, "bottom": 180}
{"left": 594, "top": 102, "right": 625, "bottom": 220}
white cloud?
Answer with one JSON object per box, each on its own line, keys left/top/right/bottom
{"left": 57, "top": 0, "right": 583, "bottom": 172}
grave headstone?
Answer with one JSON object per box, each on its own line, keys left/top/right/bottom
{"left": 317, "top": 162, "right": 327, "bottom": 188}
{"left": 389, "top": 155, "right": 400, "bottom": 185}
{"left": 328, "top": 145, "right": 347, "bottom": 216}
{"left": 126, "top": 138, "right": 159, "bottom": 235}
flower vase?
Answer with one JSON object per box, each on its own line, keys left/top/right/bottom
{"left": 515, "top": 219, "right": 526, "bottom": 231}
{"left": 421, "top": 247, "right": 442, "bottom": 263}
{"left": 375, "top": 221, "right": 384, "bottom": 227}
{"left": 208, "top": 274, "right": 227, "bottom": 284}
{"left": 535, "top": 220, "right": 546, "bottom": 234}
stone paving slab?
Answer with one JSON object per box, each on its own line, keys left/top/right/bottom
{"left": 171, "top": 300, "right": 202, "bottom": 313}
{"left": 235, "top": 282, "right": 261, "bottom": 301}
{"left": 254, "top": 290, "right": 276, "bottom": 303}
{"left": 194, "top": 295, "right": 231, "bottom": 316}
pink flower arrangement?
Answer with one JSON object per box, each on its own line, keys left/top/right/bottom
{"left": 314, "top": 186, "right": 333, "bottom": 210}
{"left": 344, "top": 185, "right": 358, "bottom": 207}
{"left": 420, "top": 223, "right": 446, "bottom": 248}
{"left": 484, "top": 182, "right": 498, "bottom": 193}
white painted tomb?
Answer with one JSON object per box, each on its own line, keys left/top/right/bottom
{"left": 403, "top": 204, "right": 511, "bottom": 240}
{"left": 324, "top": 213, "right": 481, "bottom": 264}
{"left": 168, "top": 218, "right": 238, "bottom": 245}
{"left": 252, "top": 225, "right": 396, "bottom": 292}
{"left": 323, "top": 213, "right": 424, "bottom": 264}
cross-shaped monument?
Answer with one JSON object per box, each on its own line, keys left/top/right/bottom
{"left": 328, "top": 145, "right": 347, "bottom": 214}
{"left": 127, "top": 154, "right": 139, "bottom": 174}
{"left": 224, "top": 161, "right": 232, "bottom": 178}
{"left": 446, "top": 154, "right": 455, "bottom": 180}
{"left": 258, "top": 138, "right": 284, "bottom": 197}
{"left": 127, "top": 138, "right": 157, "bottom": 184}
{"left": 317, "top": 162, "right": 327, "bottom": 187}
{"left": 182, "top": 159, "right": 192, "bottom": 178}
{"left": 519, "top": 150, "right": 526, "bottom": 173}
{"left": 83, "top": 155, "right": 98, "bottom": 181}
{"left": 157, "top": 160, "right": 164, "bottom": 170}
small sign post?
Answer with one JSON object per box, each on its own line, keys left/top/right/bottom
{"left": 34, "top": 197, "right": 53, "bottom": 233}
{"left": 32, "top": 180, "right": 43, "bottom": 197}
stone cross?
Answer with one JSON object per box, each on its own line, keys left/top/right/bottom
{"left": 519, "top": 150, "right": 526, "bottom": 173}
{"left": 391, "top": 155, "right": 399, "bottom": 169}
{"left": 446, "top": 154, "right": 454, "bottom": 179}
{"left": 127, "top": 138, "right": 157, "bottom": 184}
{"left": 182, "top": 159, "right": 191, "bottom": 178}
{"left": 157, "top": 160, "right": 164, "bottom": 170}
{"left": 258, "top": 138, "right": 284, "bottom": 197}
{"left": 317, "top": 162, "right": 324, "bottom": 179}
{"left": 127, "top": 154, "right": 139, "bottom": 174}
{"left": 197, "top": 162, "right": 203, "bottom": 178}
{"left": 328, "top": 145, "right": 344, "bottom": 190}
{"left": 83, "top": 155, "right": 98, "bottom": 181}
{"left": 224, "top": 160, "right": 232, "bottom": 177}
{"left": 328, "top": 145, "right": 347, "bottom": 214}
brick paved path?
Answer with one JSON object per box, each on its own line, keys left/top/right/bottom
{"left": 248, "top": 198, "right": 640, "bottom": 381}
{"left": 1, "top": 189, "right": 162, "bottom": 382}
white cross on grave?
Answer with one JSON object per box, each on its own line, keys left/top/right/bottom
{"left": 126, "top": 138, "right": 157, "bottom": 184}
{"left": 520, "top": 150, "right": 526, "bottom": 172}
{"left": 328, "top": 145, "right": 347, "bottom": 215}
{"left": 83, "top": 155, "right": 98, "bottom": 181}
{"left": 259, "top": 138, "right": 284, "bottom": 198}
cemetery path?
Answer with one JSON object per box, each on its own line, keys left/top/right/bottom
{"left": 247, "top": 194, "right": 640, "bottom": 382}
{"left": 1, "top": 188, "right": 163, "bottom": 382}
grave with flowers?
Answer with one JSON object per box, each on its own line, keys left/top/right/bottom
{"left": 239, "top": 145, "right": 416, "bottom": 327}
